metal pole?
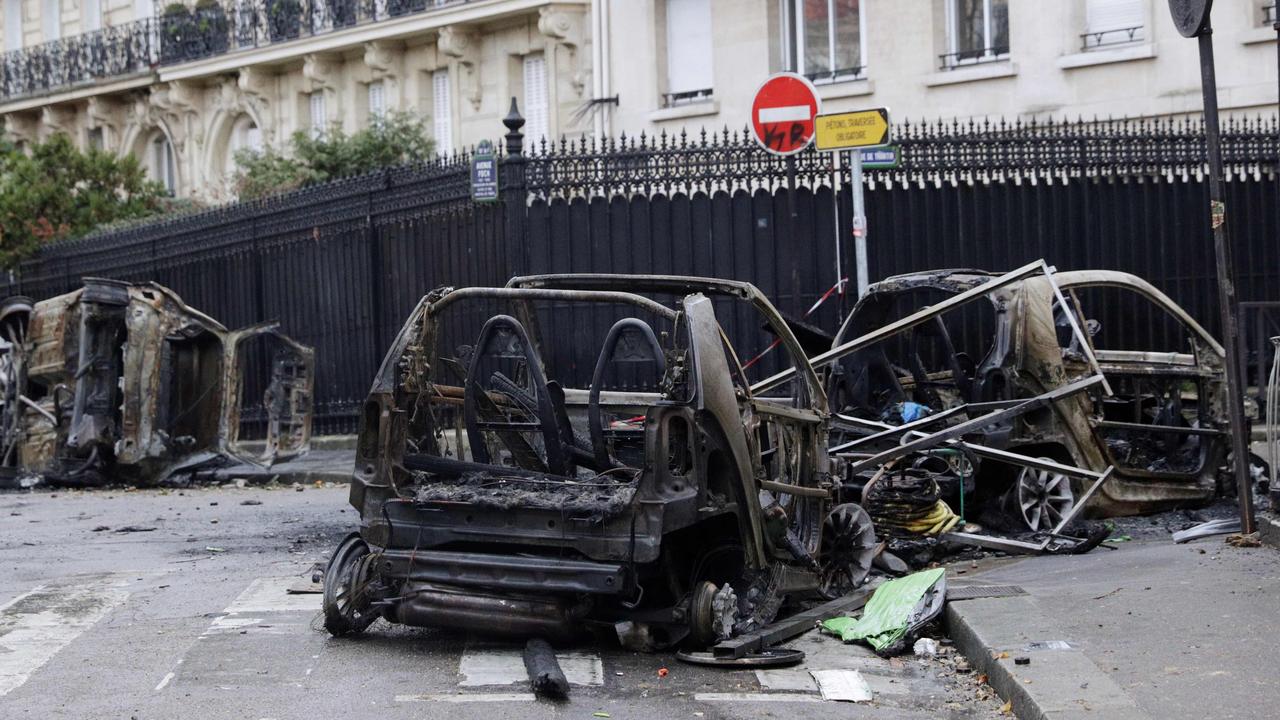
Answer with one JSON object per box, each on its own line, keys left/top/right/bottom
{"left": 831, "top": 150, "right": 845, "bottom": 321}
{"left": 849, "top": 149, "right": 869, "bottom": 297}
{"left": 1198, "top": 22, "right": 1255, "bottom": 534}
{"left": 787, "top": 155, "right": 800, "bottom": 316}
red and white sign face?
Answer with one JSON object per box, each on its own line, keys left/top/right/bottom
{"left": 750, "top": 73, "right": 821, "bottom": 156}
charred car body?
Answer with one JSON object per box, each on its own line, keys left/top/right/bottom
{"left": 0, "top": 279, "right": 314, "bottom": 487}
{"left": 325, "top": 275, "right": 879, "bottom": 647}
{"left": 826, "top": 267, "right": 1233, "bottom": 524}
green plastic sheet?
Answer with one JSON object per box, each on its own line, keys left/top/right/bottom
{"left": 820, "top": 568, "right": 946, "bottom": 654}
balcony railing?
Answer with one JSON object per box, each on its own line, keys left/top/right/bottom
{"left": 1265, "top": 3, "right": 1277, "bottom": 26}
{"left": 1080, "top": 25, "right": 1143, "bottom": 51}
{"left": 0, "top": 0, "right": 468, "bottom": 102}
{"left": 938, "top": 45, "right": 1009, "bottom": 70}
{"left": 0, "top": 19, "right": 155, "bottom": 101}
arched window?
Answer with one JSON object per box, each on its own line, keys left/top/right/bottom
{"left": 226, "top": 114, "right": 262, "bottom": 172}
{"left": 146, "top": 130, "right": 177, "bottom": 196}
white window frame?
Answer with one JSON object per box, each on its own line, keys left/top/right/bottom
{"left": 522, "top": 54, "right": 549, "bottom": 146}
{"left": 1083, "top": 0, "right": 1145, "bottom": 50}
{"left": 432, "top": 68, "right": 452, "bottom": 153}
{"left": 663, "top": 0, "right": 714, "bottom": 106}
{"left": 309, "top": 91, "right": 327, "bottom": 139}
{"left": 368, "top": 81, "right": 386, "bottom": 120}
{"left": 943, "top": 0, "right": 1009, "bottom": 68}
{"left": 41, "top": 0, "right": 60, "bottom": 42}
{"left": 150, "top": 132, "right": 177, "bottom": 195}
{"left": 780, "top": 0, "right": 867, "bottom": 83}
{"left": 83, "top": 0, "right": 102, "bottom": 33}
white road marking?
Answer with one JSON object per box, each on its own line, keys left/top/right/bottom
{"left": 459, "top": 647, "right": 603, "bottom": 687}
{"left": 396, "top": 693, "right": 536, "bottom": 703}
{"left": 755, "top": 668, "right": 818, "bottom": 692}
{"left": 223, "top": 577, "right": 320, "bottom": 613}
{"left": 758, "top": 106, "right": 812, "bottom": 124}
{"left": 154, "top": 672, "right": 176, "bottom": 692}
{"left": 695, "top": 692, "right": 822, "bottom": 703}
{"left": 0, "top": 577, "right": 130, "bottom": 697}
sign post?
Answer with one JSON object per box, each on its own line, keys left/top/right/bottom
{"left": 815, "top": 108, "right": 892, "bottom": 299}
{"left": 1167, "top": 0, "right": 1254, "bottom": 534}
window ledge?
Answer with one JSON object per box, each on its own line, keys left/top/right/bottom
{"left": 1240, "top": 26, "right": 1278, "bottom": 45}
{"left": 648, "top": 99, "right": 720, "bottom": 123}
{"left": 925, "top": 61, "right": 1017, "bottom": 87}
{"left": 1058, "top": 42, "right": 1156, "bottom": 69}
{"left": 817, "top": 78, "right": 874, "bottom": 100}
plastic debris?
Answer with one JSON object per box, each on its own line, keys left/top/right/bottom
{"left": 913, "top": 638, "right": 939, "bottom": 657}
{"left": 657, "top": 667, "right": 669, "bottom": 678}
{"left": 820, "top": 568, "right": 947, "bottom": 656}
{"left": 810, "top": 669, "right": 873, "bottom": 702}
{"left": 1172, "top": 518, "right": 1240, "bottom": 543}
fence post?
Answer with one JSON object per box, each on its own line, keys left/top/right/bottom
{"left": 368, "top": 169, "right": 389, "bottom": 358}
{"left": 502, "top": 98, "right": 527, "bottom": 278}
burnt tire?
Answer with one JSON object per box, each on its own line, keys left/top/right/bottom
{"left": 818, "top": 503, "right": 877, "bottom": 598}
{"left": 322, "top": 533, "right": 379, "bottom": 637}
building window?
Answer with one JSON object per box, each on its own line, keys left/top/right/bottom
{"left": 522, "top": 54, "right": 548, "bottom": 146}
{"left": 783, "top": 0, "right": 864, "bottom": 83}
{"left": 227, "top": 114, "right": 262, "bottom": 170}
{"left": 368, "top": 81, "right": 386, "bottom": 120}
{"left": 148, "top": 131, "right": 177, "bottom": 196}
{"left": 1264, "top": 2, "right": 1277, "bottom": 26}
{"left": 86, "top": 127, "right": 104, "bottom": 150}
{"left": 941, "top": 0, "right": 1009, "bottom": 68}
{"left": 3, "top": 0, "right": 22, "bottom": 51}
{"left": 664, "top": 0, "right": 713, "bottom": 106}
{"left": 432, "top": 68, "right": 452, "bottom": 152}
{"left": 309, "top": 91, "right": 327, "bottom": 139}
{"left": 41, "top": 0, "right": 59, "bottom": 41}
{"left": 1082, "top": 0, "right": 1144, "bottom": 49}
{"left": 83, "top": 0, "right": 101, "bottom": 32}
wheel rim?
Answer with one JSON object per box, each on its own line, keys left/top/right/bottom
{"left": 818, "top": 503, "right": 877, "bottom": 598}
{"left": 1016, "top": 462, "right": 1075, "bottom": 532}
{"left": 323, "top": 535, "right": 378, "bottom": 636}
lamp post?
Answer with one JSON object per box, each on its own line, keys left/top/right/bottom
{"left": 1168, "top": 0, "right": 1254, "bottom": 533}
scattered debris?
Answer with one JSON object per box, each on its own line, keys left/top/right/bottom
{"left": 1014, "top": 656, "right": 1031, "bottom": 665}
{"left": 810, "top": 669, "right": 873, "bottom": 703}
{"left": 675, "top": 648, "right": 805, "bottom": 668}
{"left": 821, "top": 569, "right": 947, "bottom": 656}
{"left": 114, "top": 525, "right": 157, "bottom": 533}
{"left": 204, "top": 546, "right": 226, "bottom": 553}
{"left": 240, "top": 499, "right": 263, "bottom": 506}
{"left": 522, "top": 638, "right": 569, "bottom": 700}
{"left": 1173, "top": 518, "right": 1240, "bottom": 543}
{"left": 913, "top": 638, "right": 940, "bottom": 657}
{"left": 1225, "top": 532, "right": 1262, "bottom": 548}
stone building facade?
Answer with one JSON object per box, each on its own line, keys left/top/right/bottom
{"left": 2, "top": 0, "right": 1276, "bottom": 200}
{"left": 0, "top": 0, "right": 591, "bottom": 199}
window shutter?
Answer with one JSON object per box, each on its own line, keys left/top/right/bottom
{"left": 368, "top": 81, "right": 385, "bottom": 119}
{"left": 522, "top": 54, "right": 548, "bottom": 145}
{"left": 433, "top": 69, "right": 452, "bottom": 152}
{"left": 1086, "top": 0, "right": 1144, "bottom": 34}
{"left": 665, "top": 0, "right": 713, "bottom": 96}
{"left": 309, "top": 91, "right": 326, "bottom": 138}
{"left": 3, "top": 0, "right": 22, "bottom": 50}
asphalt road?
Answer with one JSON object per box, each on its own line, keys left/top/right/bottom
{"left": 0, "top": 485, "right": 1002, "bottom": 720}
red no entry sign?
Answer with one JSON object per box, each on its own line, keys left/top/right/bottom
{"left": 750, "top": 73, "right": 821, "bottom": 156}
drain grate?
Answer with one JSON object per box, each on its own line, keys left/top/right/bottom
{"left": 947, "top": 584, "right": 1027, "bottom": 601}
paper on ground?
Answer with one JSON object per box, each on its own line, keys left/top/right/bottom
{"left": 809, "top": 669, "right": 873, "bottom": 702}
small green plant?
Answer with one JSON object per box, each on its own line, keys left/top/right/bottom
{"left": 233, "top": 112, "right": 436, "bottom": 200}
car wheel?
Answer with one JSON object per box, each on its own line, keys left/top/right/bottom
{"left": 818, "top": 503, "right": 877, "bottom": 598}
{"left": 1013, "top": 462, "right": 1075, "bottom": 532}
{"left": 323, "top": 533, "right": 380, "bottom": 637}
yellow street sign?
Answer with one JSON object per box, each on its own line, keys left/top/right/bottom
{"left": 814, "top": 108, "right": 891, "bottom": 151}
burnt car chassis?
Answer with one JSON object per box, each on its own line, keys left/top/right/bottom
{"left": 324, "top": 270, "right": 1115, "bottom": 649}
{"left": 0, "top": 279, "right": 315, "bottom": 487}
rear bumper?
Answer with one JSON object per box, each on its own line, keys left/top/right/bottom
{"left": 379, "top": 548, "right": 629, "bottom": 595}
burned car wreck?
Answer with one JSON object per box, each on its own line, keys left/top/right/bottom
{"left": 0, "top": 278, "right": 315, "bottom": 487}
{"left": 325, "top": 275, "right": 883, "bottom": 648}
{"left": 824, "top": 264, "right": 1235, "bottom": 528}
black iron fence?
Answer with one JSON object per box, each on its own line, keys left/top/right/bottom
{"left": 0, "top": 19, "right": 155, "bottom": 100}
{"left": 9, "top": 114, "right": 1280, "bottom": 434}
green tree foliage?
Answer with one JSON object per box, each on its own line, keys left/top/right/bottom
{"left": 0, "top": 134, "right": 167, "bottom": 269}
{"left": 233, "top": 112, "right": 436, "bottom": 200}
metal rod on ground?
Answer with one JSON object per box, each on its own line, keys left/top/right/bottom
{"left": 850, "top": 149, "right": 869, "bottom": 298}
{"left": 524, "top": 638, "right": 569, "bottom": 699}
{"left": 1196, "top": 19, "right": 1255, "bottom": 534}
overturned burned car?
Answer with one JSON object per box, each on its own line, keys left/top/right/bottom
{"left": 826, "top": 266, "right": 1235, "bottom": 525}
{"left": 0, "top": 279, "right": 314, "bottom": 487}
{"left": 324, "top": 275, "right": 880, "bottom": 648}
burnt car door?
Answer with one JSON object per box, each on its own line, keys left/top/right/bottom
{"left": 220, "top": 323, "right": 315, "bottom": 465}
{"left": 1055, "top": 280, "right": 1227, "bottom": 487}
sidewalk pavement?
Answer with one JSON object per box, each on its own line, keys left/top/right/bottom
{"left": 956, "top": 533, "right": 1280, "bottom": 719}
